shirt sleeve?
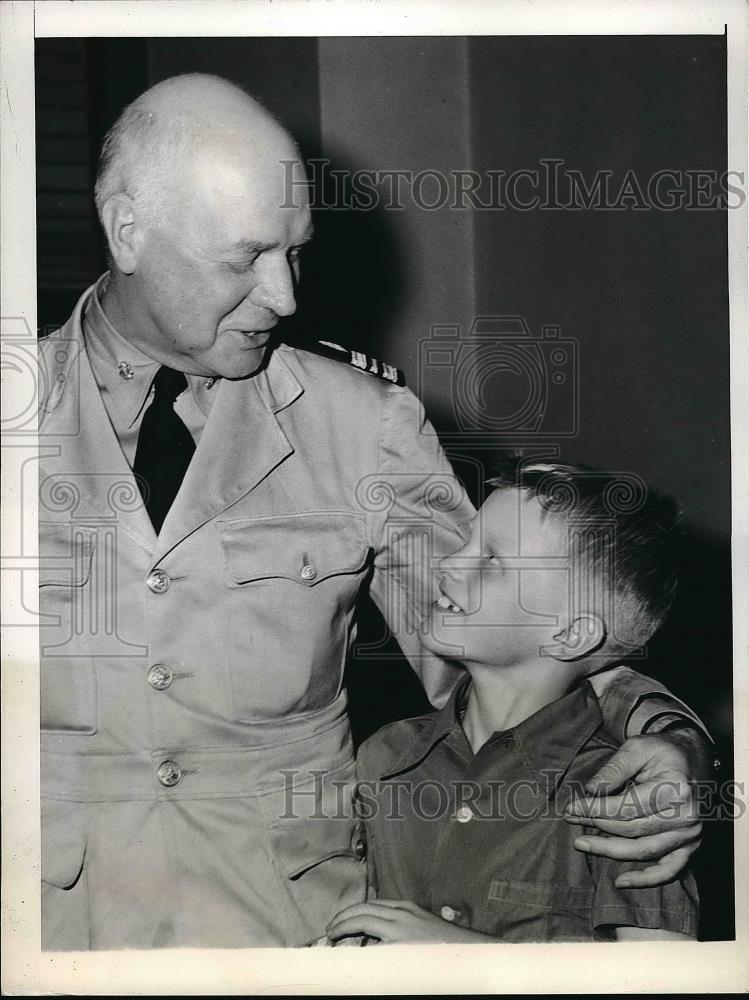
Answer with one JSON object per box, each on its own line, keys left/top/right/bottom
{"left": 587, "top": 845, "right": 699, "bottom": 938}
{"left": 588, "top": 665, "right": 712, "bottom": 743}
{"left": 365, "top": 384, "right": 476, "bottom": 708}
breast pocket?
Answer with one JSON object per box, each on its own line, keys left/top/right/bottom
{"left": 217, "top": 512, "right": 372, "bottom": 720}
{"left": 486, "top": 879, "right": 595, "bottom": 942}
{"left": 39, "top": 523, "right": 98, "bottom": 734}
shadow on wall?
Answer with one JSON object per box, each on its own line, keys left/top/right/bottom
{"left": 283, "top": 150, "right": 407, "bottom": 358}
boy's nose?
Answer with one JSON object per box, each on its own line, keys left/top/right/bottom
{"left": 437, "top": 552, "right": 475, "bottom": 581}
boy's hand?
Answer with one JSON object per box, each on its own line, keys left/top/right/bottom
{"left": 326, "top": 900, "right": 494, "bottom": 944}
{"left": 564, "top": 730, "right": 705, "bottom": 887}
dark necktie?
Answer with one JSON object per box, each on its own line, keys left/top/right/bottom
{"left": 133, "top": 366, "right": 196, "bottom": 534}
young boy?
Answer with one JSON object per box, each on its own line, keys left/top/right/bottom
{"left": 326, "top": 461, "right": 698, "bottom": 944}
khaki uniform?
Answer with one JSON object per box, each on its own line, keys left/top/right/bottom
{"left": 39, "top": 285, "right": 697, "bottom": 949}
{"left": 38, "top": 285, "right": 472, "bottom": 949}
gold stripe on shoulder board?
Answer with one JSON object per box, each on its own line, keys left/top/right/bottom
{"left": 290, "top": 339, "right": 406, "bottom": 387}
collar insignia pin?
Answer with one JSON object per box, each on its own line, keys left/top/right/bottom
{"left": 118, "top": 361, "right": 135, "bottom": 381}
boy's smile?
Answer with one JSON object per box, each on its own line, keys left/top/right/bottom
{"left": 424, "top": 488, "right": 571, "bottom": 666}
{"left": 435, "top": 585, "right": 465, "bottom": 615}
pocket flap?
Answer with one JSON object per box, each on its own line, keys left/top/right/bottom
{"left": 219, "top": 513, "right": 370, "bottom": 586}
{"left": 41, "top": 798, "right": 87, "bottom": 889}
{"left": 272, "top": 818, "right": 366, "bottom": 880}
{"left": 39, "top": 523, "right": 96, "bottom": 588}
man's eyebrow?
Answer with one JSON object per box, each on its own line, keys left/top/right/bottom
{"left": 228, "top": 239, "right": 274, "bottom": 254}
{"left": 227, "top": 229, "right": 314, "bottom": 254}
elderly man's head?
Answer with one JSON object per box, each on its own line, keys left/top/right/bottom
{"left": 95, "top": 74, "right": 312, "bottom": 379}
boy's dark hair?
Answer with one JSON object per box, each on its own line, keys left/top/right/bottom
{"left": 487, "top": 457, "right": 681, "bottom": 654}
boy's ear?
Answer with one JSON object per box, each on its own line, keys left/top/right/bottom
{"left": 100, "top": 194, "right": 142, "bottom": 275}
{"left": 543, "top": 614, "right": 607, "bottom": 661}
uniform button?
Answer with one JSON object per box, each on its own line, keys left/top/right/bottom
{"left": 146, "top": 569, "right": 170, "bottom": 593}
{"left": 300, "top": 563, "right": 317, "bottom": 581}
{"left": 440, "top": 905, "right": 457, "bottom": 922}
{"left": 156, "top": 760, "right": 182, "bottom": 787}
{"left": 147, "top": 663, "right": 174, "bottom": 690}
{"left": 455, "top": 805, "right": 473, "bottom": 823}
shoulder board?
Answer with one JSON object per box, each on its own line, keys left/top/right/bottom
{"left": 286, "top": 338, "right": 406, "bottom": 387}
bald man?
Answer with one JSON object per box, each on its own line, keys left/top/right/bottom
{"left": 38, "top": 75, "right": 708, "bottom": 949}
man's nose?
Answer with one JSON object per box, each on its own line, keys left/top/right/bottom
{"left": 251, "top": 257, "right": 297, "bottom": 318}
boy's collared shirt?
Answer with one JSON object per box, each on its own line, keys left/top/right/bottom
{"left": 357, "top": 675, "right": 698, "bottom": 941}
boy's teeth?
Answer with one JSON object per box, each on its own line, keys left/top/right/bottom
{"left": 436, "top": 594, "right": 463, "bottom": 613}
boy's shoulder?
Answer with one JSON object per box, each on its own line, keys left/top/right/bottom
{"left": 356, "top": 710, "right": 439, "bottom": 782}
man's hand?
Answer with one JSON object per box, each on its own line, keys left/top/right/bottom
{"left": 326, "top": 900, "right": 494, "bottom": 944}
{"left": 565, "top": 730, "right": 707, "bottom": 888}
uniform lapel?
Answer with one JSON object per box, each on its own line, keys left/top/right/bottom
{"left": 39, "top": 293, "right": 157, "bottom": 554}
{"left": 151, "top": 350, "right": 303, "bottom": 565}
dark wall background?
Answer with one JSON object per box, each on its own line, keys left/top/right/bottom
{"left": 35, "top": 35, "right": 732, "bottom": 939}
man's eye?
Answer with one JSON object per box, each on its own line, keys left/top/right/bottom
{"left": 226, "top": 257, "right": 259, "bottom": 274}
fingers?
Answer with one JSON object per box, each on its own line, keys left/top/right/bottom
{"left": 615, "top": 844, "right": 700, "bottom": 889}
{"left": 565, "top": 779, "right": 695, "bottom": 822}
{"left": 326, "top": 913, "right": 393, "bottom": 942}
{"left": 567, "top": 809, "right": 701, "bottom": 838}
{"left": 326, "top": 901, "right": 415, "bottom": 944}
{"left": 582, "top": 741, "right": 651, "bottom": 795}
{"left": 573, "top": 826, "right": 702, "bottom": 863}
{"left": 326, "top": 903, "right": 393, "bottom": 942}
{"left": 583, "top": 736, "right": 692, "bottom": 796}
{"left": 350, "top": 898, "right": 418, "bottom": 911}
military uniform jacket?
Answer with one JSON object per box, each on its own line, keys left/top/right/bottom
{"left": 38, "top": 285, "right": 473, "bottom": 949}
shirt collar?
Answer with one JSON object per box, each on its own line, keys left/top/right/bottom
{"left": 509, "top": 680, "right": 605, "bottom": 792}
{"left": 83, "top": 272, "right": 220, "bottom": 428}
{"left": 378, "top": 674, "right": 604, "bottom": 785}
{"left": 379, "top": 672, "right": 473, "bottom": 779}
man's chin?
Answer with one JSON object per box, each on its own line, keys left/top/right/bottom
{"left": 220, "top": 344, "right": 272, "bottom": 381}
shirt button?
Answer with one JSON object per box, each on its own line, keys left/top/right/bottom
{"left": 146, "top": 569, "right": 170, "bottom": 593}
{"left": 300, "top": 563, "right": 317, "bottom": 581}
{"left": 455, "top": 805, "right": 473, "bottom": 823}
{"left": 147, "top": 663, "right": 174, "bottom": 690}
{"left": 440, "top": 905, "right": 457, "bottom": 922}
{"left": 156, "top": 760, "right": 182, "bottom": 787}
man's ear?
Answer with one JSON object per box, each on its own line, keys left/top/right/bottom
{"left": 543, "top": 614, "right": 607, "bottom": 661}
{"left": 100, "top": 194, "right": 141, "bottom": 275}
